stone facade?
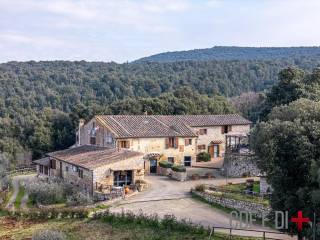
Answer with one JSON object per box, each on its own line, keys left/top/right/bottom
{"left": 46, "top": 158, "right": 94, "bottom": 195}
{"left": 37, "top": 154, "right": 144, "bottom": 196}
{"left": 195, "top": 124, "right": 250, "bottom": 160}
{"left": 92, "top": 156, "right": 144, "bottom": 187}
{"left": 223, "top": 152, "right": 260, "bottom": 177}
{"left": 78, "top": 117, "right": 251, "bottom": 173}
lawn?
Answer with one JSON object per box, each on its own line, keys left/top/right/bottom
{"left": 222, "top": 182, "right": 260, "bottom": 193}
{"left": 14, "top": 185, "right": 25, "bottom": 209}
{"left": 0, "top": 217, "right": 260, "bottom": 240}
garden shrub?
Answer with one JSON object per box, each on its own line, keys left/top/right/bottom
{"left": 197, "top": 152, "right": 211, "bottom": 162}
{"left": 32, "top": 229, "right": 66, "bottom": 240}
{"left": 171, "top": 164, "right": 186, "bottom": 172}
{"left": 11, "top": 207, "right": 89, "bottom": 219}
{"left": 135, "top": 179, "right": 147, "bottom": 184}
{"left": 66, "top": 192, "right": 93, "bottom": 206}
{"left": 92, "top": 210, "right": 208, "bottom": 235}
{"left": 27, "top": 180, "right": 66, "bottom": 205}
{"left": 159, "top": 161, "right": 173, "bottom": 168}
{"left": 195, "top": 184, "right": 206, "bottom": 192}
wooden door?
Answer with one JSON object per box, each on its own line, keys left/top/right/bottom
{"left": 208, "top": 145, "right": 214, "bottom": 158}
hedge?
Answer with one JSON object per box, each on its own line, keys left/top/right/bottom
{"left": 171, "top": 165, "right": 186, "bottom": 172}
{"left": 159, "top": 161, "right": 173, "bottom": 169}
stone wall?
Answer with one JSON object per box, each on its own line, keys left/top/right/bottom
{"left": 192, "top": 190, "right": 271, "bottom": 219}
{"left": 260, "top": 177, "right": 272, "bottom": 195}
{"left": 49, "top": 159, "right": 94, "bottom": 196}
{"left": 223, "top": 152, "right": 260, "bottom": 177}
{"left": 170, "top": 170, "right": 187, "bottom": 181}
{"left": 195, "top": 124, "right": 251, "bottom": 159}
{"left": 93, "top": 156, "right": 144, "bottom": 184}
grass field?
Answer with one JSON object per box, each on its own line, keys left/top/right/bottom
{"left": 223, "top": 182, "right": 260, "bottom": 193}
{"left": 0, "top": 216, "right": 260, "bottom": 240}
{"left": 14, "top": 186, "right": 25, "bottom": 209}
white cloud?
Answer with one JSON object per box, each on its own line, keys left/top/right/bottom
{"left": 0, "top": 32, "right": 66, "bottom": 47}
{"left": 1, "top": 0, "right": 320, "bottom": 62}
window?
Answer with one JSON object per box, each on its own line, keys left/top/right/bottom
{"left": 72, "top": 166, "right": 78, "bottom": 172}
{"left": 166, "top": 137, "right": 178, "bottom": 148}
{"left": 90, "top": 137, "right": 96, "bottom": 145}
{"left": 39, "top": 165, "right": 43, "bottom": 174}
{"left": 198, "top": 144, "right": 206, "bottom": 150}
{"left": 119, "top": 140, "right": 130, "bottom": 148}
{"left": 185, "top": 138, "right": 192, "bottom": 146}
{"left": 105, "top": 134, "right": 113, "bottom": 144}
{"left": 50, "top": 159, "right": 56, "bottom": 169}
{"left": 78, "top": 169, "right": 84, "bottom": 179}
{"left": 44, "top": 166, "right": 49, "bottom": 175}
{"left": 169, "top": 137, "right": 175, "bottom": 148}
{"left": 199, "top": 129, "right": 207, "bottom": 135}
{"left": 65, "top": 166, "right": 69, "bottom": 172}
{"left": 213, "top": 144, "right": 220, "bottom": 158}
{"left": 184, "top": 156, "right": 192, "bottom": 167}
{"left": 222, "top": 125, "right": 232, "bottom": 134}
{"left": 168, "top": 157, "right": 174, "bottom": 164}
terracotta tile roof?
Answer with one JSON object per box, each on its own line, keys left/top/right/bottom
{"left": 156, "top": 114, "right": 251, "bottom": 127}
{"left": 95, "top": 114, "right": 251, "bottom": 138}
{"left": 33, "top": 157, "right": 50, "bottom": 167}
{"left": 47, "top": 145, "right": 144, "bottom": 170}
{"left": 96, "top": 115, "right": 196, "bottom": 138}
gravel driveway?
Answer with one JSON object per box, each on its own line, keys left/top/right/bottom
{"left": 110, "top": 175, "right": 295, "bottom": 239}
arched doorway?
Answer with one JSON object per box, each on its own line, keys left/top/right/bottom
{"left": 144, "top": 153, "right": 160, "bottom": 174}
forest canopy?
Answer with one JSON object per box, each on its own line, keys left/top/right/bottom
{"left": 1, "top": 58, "right": 320, "bottom": 166}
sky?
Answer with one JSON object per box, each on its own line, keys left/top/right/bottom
{"left": 1, "top": 0, "right": 320, "bottom": 63}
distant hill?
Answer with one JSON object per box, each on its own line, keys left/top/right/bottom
{"left": 135, "top": 46, "right": 320, "bottom": 62}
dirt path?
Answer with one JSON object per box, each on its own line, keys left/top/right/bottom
{"left": 110, "top": 176, "right": 294, "bottom": 239}
{"left": 5, "top": 174, "right": 35, "bottom": 210}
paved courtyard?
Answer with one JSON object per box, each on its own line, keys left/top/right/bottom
{"left": 110, "top": 175, "right": 294, "bottom": 239}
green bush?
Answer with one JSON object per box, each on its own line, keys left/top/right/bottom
{"left": 195, "top": 184, "right": 206, "bottom": 192}
{"left": 27, "top": 180, "right": 66, "bottom": 205}
{"left": 171, "top": 165, "right": 186, "bottom": 172}
{"left": 159, "top": 161, "right": 173, "bottom": 168}
{"left": 66, "top": 192, "right": 93, "bottom": 206}
{"left": 11, "top": 207, "right": 89, "bottom": 219}
{"left": 197, "top": 152, "right": 211, "bottom": 162}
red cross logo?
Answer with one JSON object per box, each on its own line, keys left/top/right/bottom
{"left": 291, "top": 211, "right": 310, "bottom": 231}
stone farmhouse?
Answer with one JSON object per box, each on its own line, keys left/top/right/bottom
{"left": 34, "top": 114, "right": 251, "bottom": 195}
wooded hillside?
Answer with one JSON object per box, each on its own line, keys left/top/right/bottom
{"left": 1, "top": 58, "right": 320, "bottom": 164}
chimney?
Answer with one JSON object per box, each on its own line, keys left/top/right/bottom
{"left": 144, "top": 111, "right": 148, "bottom": 116}
{"left": 79, "top": 119, "right": 85, "bottom": 128}
{"left": 78, "top": 119, "right": 85, "bottom": 145}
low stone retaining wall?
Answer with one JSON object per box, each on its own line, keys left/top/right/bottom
{"left": 158, "top": 167, "right": 172, "bottom": 176}
{"left": 192, "top": 190, "right": 271, "bottom": 219}
{"left": 171, "top": 171, "right": 187, "bottom": 181}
